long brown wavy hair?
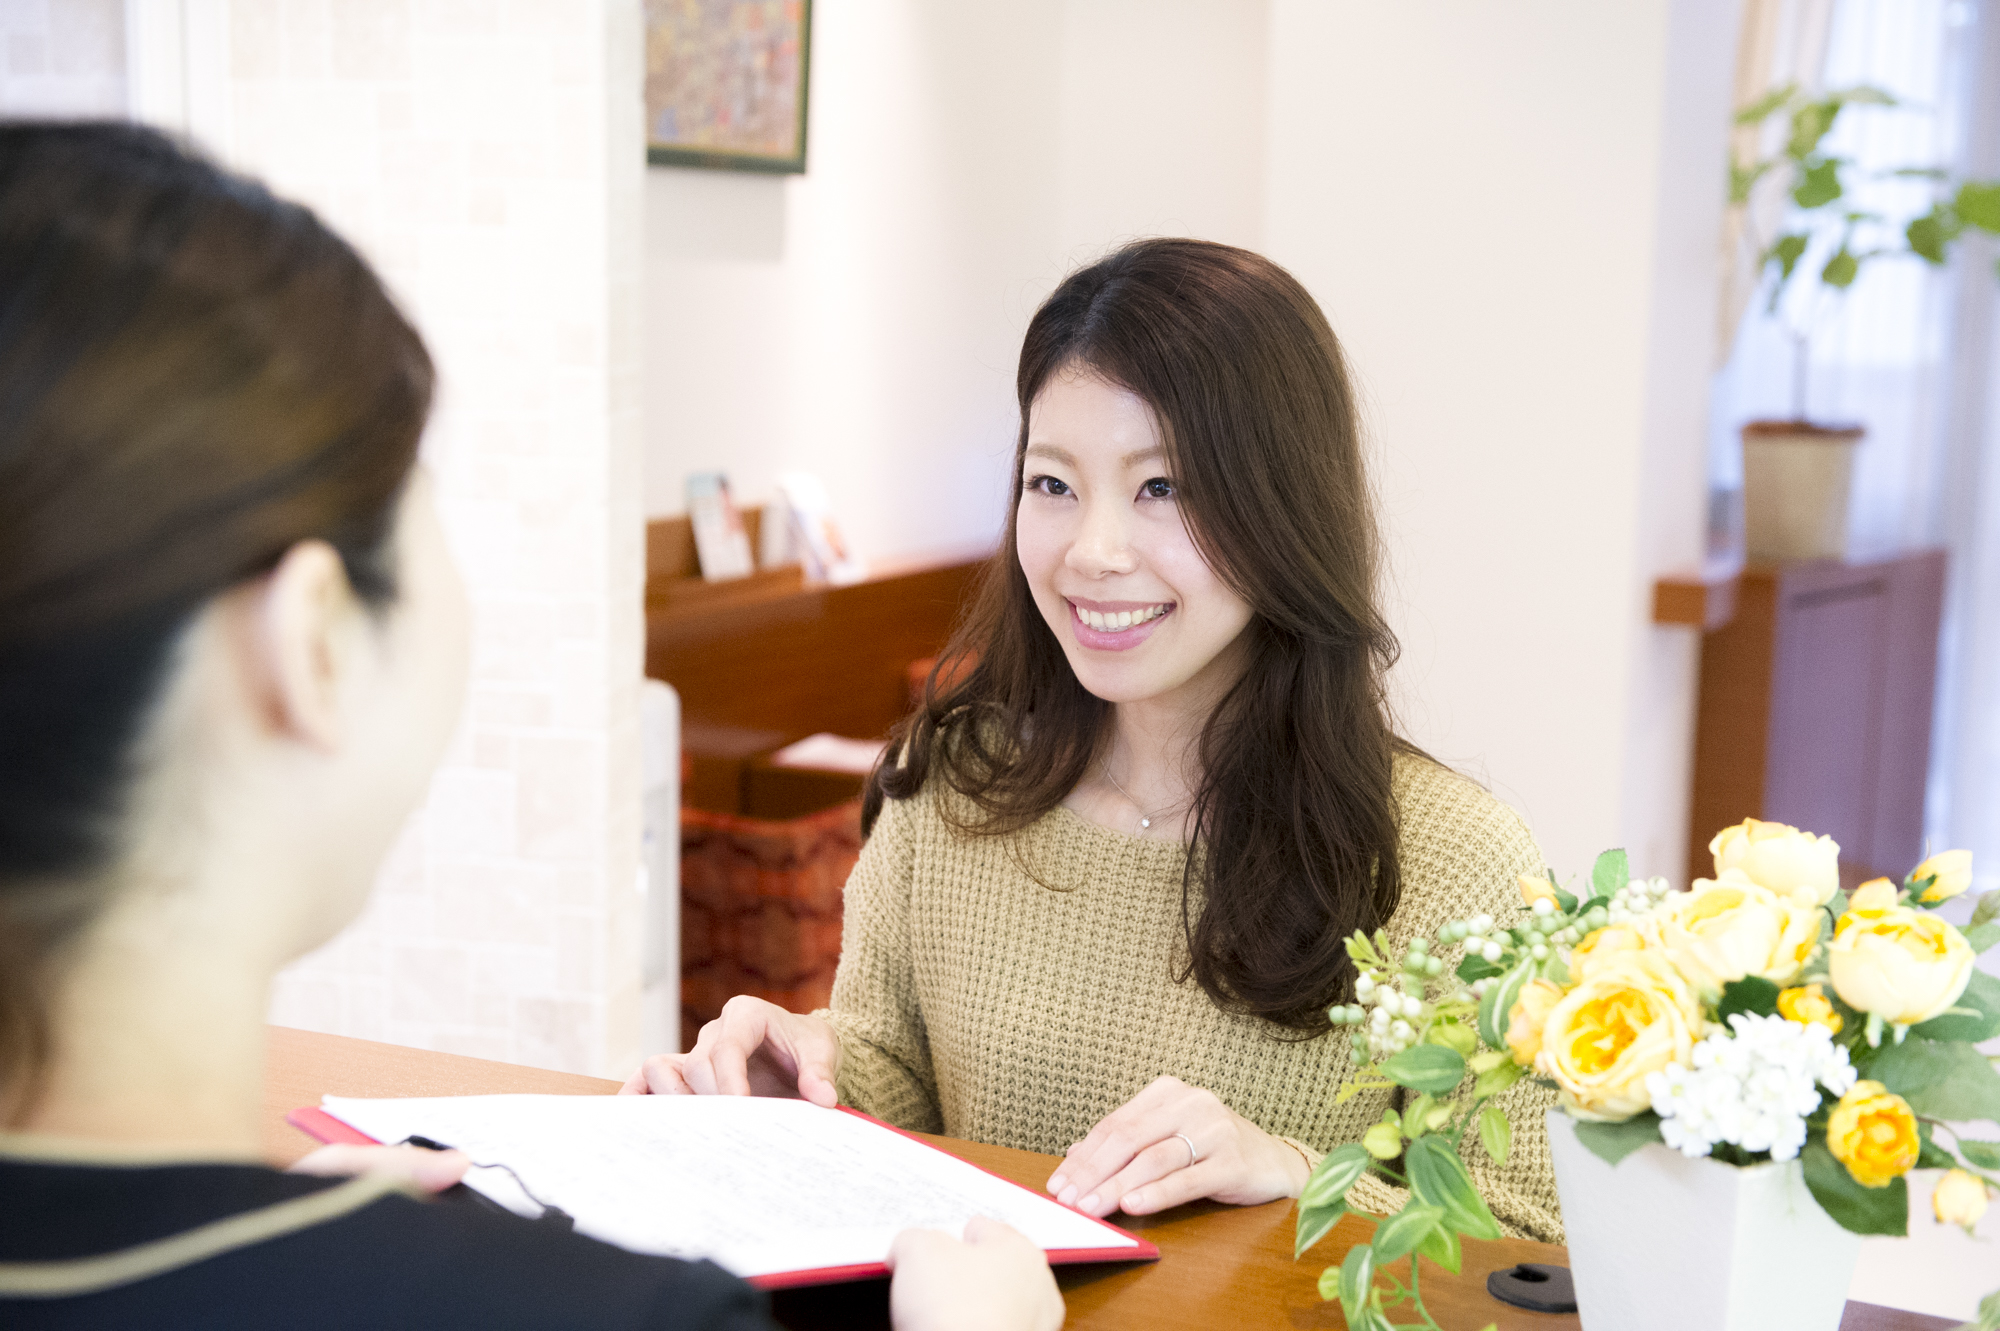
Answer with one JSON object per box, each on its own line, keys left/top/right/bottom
{"left": 869, "top": 237, "right": 1415, "bottom": 1033}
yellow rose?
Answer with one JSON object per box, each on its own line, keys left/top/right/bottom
{"left": 1776, "top": 982, "right": 1843, "bottom": 1034}
{"left": 1710, "top": 818, "right": 1841, "bottom": 907}
{"left": 1519, "top": 873, "right": 1559, "bottom": 909}
{"left": 1568, "top": 923, "right": 1655, "bottom": 981}
{"left": 1826, "top": 1081, "right": 1920, "bottom": 1188}
{"left": 1827, "top": 886, "right": 1976, "bottom": 1026}
{"left": 1537, "top": 951, "right": 1702, "bottom": 1122}
{"left": 1933, "top": 1168, "right": 1990, "bottom": 1234}
{"left": 1504, "top": 979, "right": 1565, "bottom": 1066}
{"left": 1910, "top": 849, "right": 1973, "bottom": 905}
{"left": 1655, "top": 870, "right": 1823, "bottom": 995}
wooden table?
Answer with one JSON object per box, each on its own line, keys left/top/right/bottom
{"left": 264, "top": 1027, "right": 1953, "bottom": 1330}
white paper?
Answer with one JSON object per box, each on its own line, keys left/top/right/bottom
{"left": 319, "top": 1094, "right": 1135, "bottom": 1279}
{"left": 769, "top": 733, "right": 889, "bottom": 774}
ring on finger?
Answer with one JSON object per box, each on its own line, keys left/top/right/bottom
{"left": 1172, "top": 1131, "right": 1199, "bottom": 1169}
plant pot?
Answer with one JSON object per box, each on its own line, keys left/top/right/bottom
{"left": 1741, "top": 421, "right": 1863, "bottom": 562}
{"left": 1544, "top": 1111, "right": 1861, "bottom": 1331}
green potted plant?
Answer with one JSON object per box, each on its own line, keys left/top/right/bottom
{"left": 1727, "top": 84, "right": 2000, "bottom": 562}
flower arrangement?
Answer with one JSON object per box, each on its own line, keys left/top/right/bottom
{"left": 1297, "top": 821, "right": 2000, "bottom": 1331}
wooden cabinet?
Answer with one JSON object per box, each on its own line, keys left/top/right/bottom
{"left": 1687, "top": 550, "right": 1947, "bottom": 887}
{"left": 644, "top": 516, "right": 988, "bottom": 813}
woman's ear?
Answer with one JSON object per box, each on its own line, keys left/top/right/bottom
{"left": 247, "top": 540, "right": 360, "bottom": 752}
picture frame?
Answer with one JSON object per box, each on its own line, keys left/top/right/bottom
{"left": 644, "top": 0, "right": 813, "bottom": 175}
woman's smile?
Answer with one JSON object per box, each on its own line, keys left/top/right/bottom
{"left": 1067, "top": 596, "right": 1175, "bottom": 650}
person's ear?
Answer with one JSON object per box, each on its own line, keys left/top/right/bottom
{"left": 250, "top": 540, "right": 360, "bottom": 752}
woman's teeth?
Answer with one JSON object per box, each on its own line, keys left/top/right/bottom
{"left": 1075, "top": 603, "right": 1169, "bottom": 632}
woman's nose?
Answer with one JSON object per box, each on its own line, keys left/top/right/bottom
{"left": 1067, "top": 498, "right": 1139, "bottom": 576}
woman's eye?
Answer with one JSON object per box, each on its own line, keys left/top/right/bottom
{"left": 1024, "top": 474, "right": 1071, "bottom": 497}
{"left": 1140, "top": 477, "right": 1176, "bottom": 501}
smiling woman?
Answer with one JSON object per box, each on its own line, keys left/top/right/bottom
{"left": 630, "top": 238, "right": 1565, "bottom": 1243}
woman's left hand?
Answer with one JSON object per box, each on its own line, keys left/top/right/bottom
{"left": 1044, "top": 1075, "right": 1310, "bottom": 1218}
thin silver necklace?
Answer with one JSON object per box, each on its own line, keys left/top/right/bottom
{"left": 1101, "top": 761, "right": 1169, "bottom": 833}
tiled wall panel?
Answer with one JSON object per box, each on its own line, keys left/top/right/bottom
{"left": 132, "top": 0, "right": 648, "bottom": 1077}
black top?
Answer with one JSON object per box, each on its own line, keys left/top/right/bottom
{"left": 0, "top": 1156, "right": 777, "bottom": 1330}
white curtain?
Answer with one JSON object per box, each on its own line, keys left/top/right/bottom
{"left": 1711, "top": 0, "right": 2000, "bottom": 891}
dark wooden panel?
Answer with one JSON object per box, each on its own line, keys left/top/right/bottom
{"left": 1687, "top": 550, "right": 1947, "bottom": 890}
{"left": 1688, "top": 568, "right": 1780, "bottom": 877}
{"left": 647, "top": 557, "right": 989, "bottom": 744}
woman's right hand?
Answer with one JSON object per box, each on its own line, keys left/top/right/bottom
{"left": 618, "top": 995, "right": 841, "bottom": 1106}
{"left": 887, "top": 1217, "right": 1064, "bottom": 1331}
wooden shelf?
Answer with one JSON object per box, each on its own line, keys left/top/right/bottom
{"left": 645, "top": 513, "right": 990, "bottom": 813}
{"left": 1653, "top": 556, "right": 1744, "bottom": 631}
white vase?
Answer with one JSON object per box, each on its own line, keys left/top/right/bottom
{"left": 1740, "top": 422, "right": 1863, "bottom": 562}
{"left": 1544, "top": 1111, "right": 1862, "bottom": 1331}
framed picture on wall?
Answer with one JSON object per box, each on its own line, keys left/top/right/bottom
{"left": 645, "top": 0, "right": 812, "bottom": 174}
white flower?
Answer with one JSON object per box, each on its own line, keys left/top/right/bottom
{"left": 1645, "top": 1013, "right": 1855, "bottom": 1162}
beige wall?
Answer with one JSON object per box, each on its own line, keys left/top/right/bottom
{"left": 1263, "top": 0, "right": 1739, "bottom": 884}
{"left": 126, "top": 0, "right": 649, "bottom": 1078}
{"left": 0, "top": 0, "right": 125, "bottom": 116}
{"left": 641, "top": 0, "right": 1271, "bottom": 561}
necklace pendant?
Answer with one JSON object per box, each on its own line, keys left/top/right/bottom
{"left": 1139, "top": 817, "right": 1151, "bottom": 829}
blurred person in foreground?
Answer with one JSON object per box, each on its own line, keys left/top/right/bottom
{"left": 0, "top": 121, "right": 1060, "bottom": 1331}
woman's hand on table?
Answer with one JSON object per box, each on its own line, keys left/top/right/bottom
{"left": 887, "top": 1216, "right": 1064, "bottom": 1331}
{"left": 618, "top": 995, "right": 842, "bottom": 1106}
{"left": 1045, "top": 1075, "right": 1310, "bottom": 1219}
{"left": 287, "top": 1144, "right": 470, "bottom": 1192}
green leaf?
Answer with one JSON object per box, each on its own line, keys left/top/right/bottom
{"left": 1794, "top": 157, "right": 1843, "bottom": 209}
{"left": 1801, "top": 1141, "right": 1908, "bottom": 1236}
{"left": 1907, "top": 210, "right": 1956, "bottom": 264}
{"left": 1768, "top": 232, "right": 1810, "bottom": 279}
{"left": 1970, "top": 890, "right": 2000, "bottom": 930}
{"left": 1869, "top": 1040, "right": 2000, "bottom": 1124}
{"left": 1912, "top": 970, "right": 2000, "bottom": 1043}
{"left": 1590, "top": 849, "right": 1629, "bottom": 901}
{"left": 1456, "top": 952, "right": 1504, "bottom": 983}
{"left": 1478, "top": 1104, "right": 1512, "bottom": 1165}
{"left": 1822, "top": 248, "right": 1859, "bottom": 288}
{"left": 1337, "top": 1241, "right": 1374, "bottom": 1319}
{"left": 1956, "top": 180, "right": 2000, "bottom": 234}
{"left": 1405, "top": 1135, "right": 1503, "bottom": 1241}
{"left": 1573, "top": 1112, "right": 1666, "bottom": 1166}
{"left": 1959, "top": 1141, "right": 2000, "bottom": 1170}
{"left": 1417, "top": 1221, "right": 1463, "bottom": 1275}
{"left": 1316, "top": 1262, "right": 1341, "bottom": 1302}
{"left": 1717, "top": 976, "right": 1782, "bottom": 1023}
{"left": 1371, "top": 1200, "right": 1445, "bottom": 1264}
{"left": 1473, "top": 1058, "right": 1526, "bottom": 1102}
{"left": 1296, "top": 1199, "right": 1348, "bottom": 1258}
{"left": 1962, "top": 923, "right": 2000, "bottom": 954}
{"left": 1788, "top": 102, "right": 1840, "bottom": 160}
{"left": 1730, "top": 158, "right": 1773, "bottom": 205}
{"left": 1734, "top": 82, "right": 1798, "bottom": 125}
{"left": 1377, "top": 1044, "right": 1466, "bottom": 1096}
{"left": 1553, "top": 887, "right": 1580, "bottom": 914}
{"left": 1301, "top": 1142, "right": 1372, "bottom": 1209}
{"left": 1917, "top": 1123, "right": 1957, "bottom": 1171}
{"left": 1478, "top": 962, "right": 1533, "bottom": 1051}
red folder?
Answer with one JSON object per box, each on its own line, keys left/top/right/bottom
{"left": 288, "top": 1102, "right": 1159, "bottom": 1290}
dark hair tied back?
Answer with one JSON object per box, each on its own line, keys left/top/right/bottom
{"left": 0, "top": 121, "right": 432, "bottom": 1111}
{"left": 871, "top": 238, "right": 1412, "bottom": 1034}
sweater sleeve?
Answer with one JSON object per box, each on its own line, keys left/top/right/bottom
{"left": 813, "top": 791, "right": 944, "bottom": 1133}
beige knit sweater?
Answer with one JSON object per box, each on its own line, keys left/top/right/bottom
{"left": 817, "top": 753, "right": 1565, "bottom": 1243}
